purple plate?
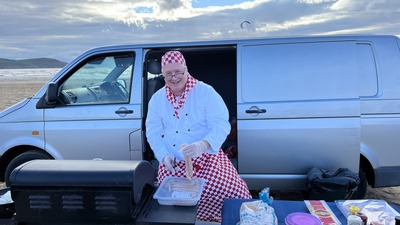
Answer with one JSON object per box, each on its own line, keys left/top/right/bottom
{"left": 285, "top": 212, "right": 322, "bottom": 225}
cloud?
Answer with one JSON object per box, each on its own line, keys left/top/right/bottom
{"left": 95, "top": 0, "right": 272, "bottom": 28}
{"left": 331, "top": 0, "right": 400, "bottom": 11}
{"left": 0, "top": 0, "right": 399, "bottom": 62}
{"left": 297, "top": 0, "right": 337, "bottom": 4}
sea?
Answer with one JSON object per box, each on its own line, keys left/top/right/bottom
{"left": 0, "top": 68, "right": 61, "bottom": 80}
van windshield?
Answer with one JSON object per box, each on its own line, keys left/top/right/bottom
{"left": 59, "top": 54, "right": 134, "bottom": 105}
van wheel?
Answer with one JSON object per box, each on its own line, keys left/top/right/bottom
{"left": 5, "top": 150, "right": 52, "bottom": 186}
{"left": 348, "top": 167, "right": 368, "bottom": 199}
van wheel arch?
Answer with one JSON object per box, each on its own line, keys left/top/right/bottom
{"left": 5, "top": 149, "right": 53, "bottom": 186}
{"left": 349, "top": 167, "right": 368, "bottom": 199}
{"left": 360, "top": 155, "right": 375, "bottom": 187}
{"left": 349, "top": 155, "right": 373, "bottom": 199}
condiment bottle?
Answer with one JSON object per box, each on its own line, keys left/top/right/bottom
{"left": 350, "top": 205, "right": 361, "bottom": 215}
{"left": 348, "top": 215, "right": 363, "bottom": 225}
{"left": 355, "top": 212, "right": 368, "bottom": 225}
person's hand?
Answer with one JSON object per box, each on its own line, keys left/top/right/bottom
{"left": 162, "top": 155, "right": 176, "bottom": 173}
{"left": 180, "top": 140, "right": 209, "bottom": 158}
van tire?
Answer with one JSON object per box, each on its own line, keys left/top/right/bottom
{"left": 5, "top": 150, "right": 52, "bottom": 186}
{"left": 350, "top": 167, "right": 368, "bottom": 199}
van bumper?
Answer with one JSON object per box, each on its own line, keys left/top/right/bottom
{"left": 374, "top": 166, "right": 400, "bottom": 187}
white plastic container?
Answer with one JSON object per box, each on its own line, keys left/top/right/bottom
{"left": 153, "top": 176, "right": 206, "bottom": 206}
{"left": 347, "top": 215, "right": 363, "bottom": 225}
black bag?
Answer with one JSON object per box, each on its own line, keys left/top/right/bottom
{"left": 306, "top": 167, "right": 360, "bottom": 194}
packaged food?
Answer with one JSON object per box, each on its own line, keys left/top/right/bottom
{"left": 238, "top": 200, "right": 278, "bottom": 225}
{"left": 305, "top": 200, "right": 341, "bottom": 225}
{"left": 336, "top": 200, "right": 400, "bottom": 225}
{"left": 153, "top": 176, "right": 205, "bottom": 206}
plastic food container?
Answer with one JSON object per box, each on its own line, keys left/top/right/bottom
{"left": 153, "top": 176, "right": 205, "bottom": 206}
{"left": 285, "top": 212, "right": 322, "bottom": 225}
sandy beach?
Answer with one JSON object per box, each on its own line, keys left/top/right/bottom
{"left": 0, "top": 71, "right": 399, "bottom": 208}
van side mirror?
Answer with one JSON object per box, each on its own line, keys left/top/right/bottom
{"left": 45, "top": 82, "right": 58, "bottom": 104}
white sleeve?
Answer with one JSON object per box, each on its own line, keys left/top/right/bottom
{"left": 145, "top": 93, "right": 169, "bottom": 162}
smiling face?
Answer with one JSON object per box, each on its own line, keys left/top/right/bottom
{"left": 162, "top": 62, "right": 188, "bottom": 96}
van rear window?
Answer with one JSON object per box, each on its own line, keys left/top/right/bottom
{"left": 357, "top": 43, "right": 378, "bottom": 97}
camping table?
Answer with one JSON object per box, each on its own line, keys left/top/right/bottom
{"left": 221, "top": 199, "right": 400, "bottom": 225}
{"left": 0, "top": 199, "right": 197, "bottom": 225}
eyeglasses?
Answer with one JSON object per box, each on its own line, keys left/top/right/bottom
{"left": 163, "top": 70, "right": 185, "bottom": 79}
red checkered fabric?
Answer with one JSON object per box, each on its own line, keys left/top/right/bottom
{"left": 165, "top": 74, "right": 198, "bottom": 119}
{"left": 161, "top": 50, "right": 186, "bottom": 67}
{"left": 158, "top": 149, "right": 252, "bottom": 222}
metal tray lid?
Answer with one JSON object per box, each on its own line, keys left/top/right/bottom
{"left": 9, "top": 159, "right": 155, "bottom": 204}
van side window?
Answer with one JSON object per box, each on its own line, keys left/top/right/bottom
{"left": 357, "top": 43, "right": 378, "bottom": 97}
{"left": 59, "top": 54, "right": 134, "bottom": 105}
{"left": 241, "top": 42, "right": 358, "bottom": 102}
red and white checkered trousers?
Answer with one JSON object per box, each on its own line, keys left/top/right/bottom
{"left": 157, "top": 149, "right": 252, "bottom": 222}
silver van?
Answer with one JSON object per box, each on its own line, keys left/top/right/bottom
{"left": 1, "top": 35, "right": 400, "bottom": 199}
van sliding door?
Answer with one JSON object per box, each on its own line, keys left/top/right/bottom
{"left": 237, "top": 40, "right": 360, "bottom": 190}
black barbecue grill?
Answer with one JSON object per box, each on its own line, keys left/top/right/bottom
{"left": 7, "top": 159, "right": 197, "bottom": 225}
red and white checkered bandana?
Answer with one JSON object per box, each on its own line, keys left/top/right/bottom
{"left": 165, "top": 74, "right": 198, "bottom": 119}
{"left": 161, "top": 51, "right": 186, "bottom": 67}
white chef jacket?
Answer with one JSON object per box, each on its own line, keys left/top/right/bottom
{"left": 146, "top": 81, "right": 231, "bottom": 162}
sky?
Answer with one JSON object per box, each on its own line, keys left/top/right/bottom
{"left": 1, "top": 0, "right": 400, "bottom": 62}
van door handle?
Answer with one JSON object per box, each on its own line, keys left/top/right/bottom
{"left": 115, "top": 107, "right": 133, "bottom": 114}
{"left": 245, "top": 108, "right": 267, "bottom": 114}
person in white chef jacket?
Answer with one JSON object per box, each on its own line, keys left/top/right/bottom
{"left": 146, "top": 51, "right": 251, "bottom": 222}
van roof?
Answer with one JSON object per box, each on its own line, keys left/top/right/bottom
{"left": 89, "top": 34, "right": 397, "bottom": 50}
{"left": 65, "top": 34, "right": 398, "bottom": 68}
